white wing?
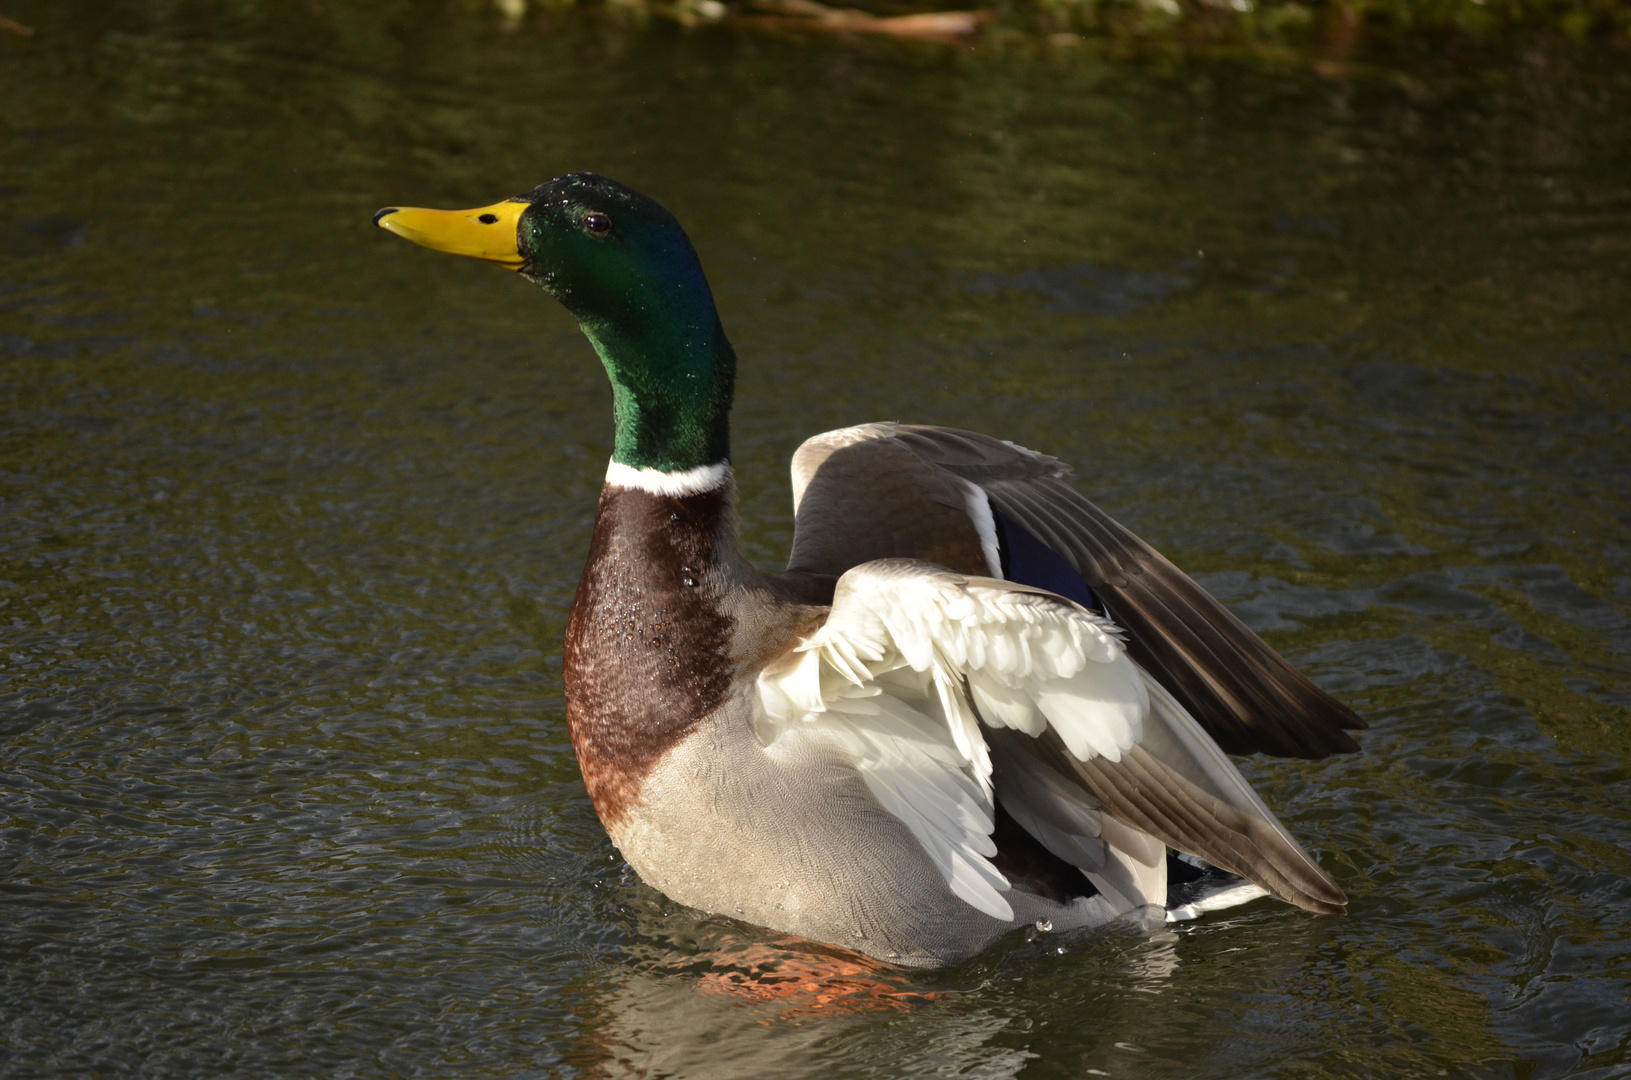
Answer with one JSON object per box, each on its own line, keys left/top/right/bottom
{"left": 757, "top": 559, "right": 1155, "bottom": 921}
{"left": 757, "top": 558, "right": 1347, "bottom": 922}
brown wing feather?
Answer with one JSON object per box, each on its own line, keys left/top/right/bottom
{"left": 787, "top": 429, "right": 990, "bottom": 581}
{"left": 989, "top": 728, "right": 1346, "bottom": 914}
{"left": 1060, "top": 739, "right": 1346, "bottom": 913}
{"left": 783, "top": 423, "right": 1364, "bottom": 760}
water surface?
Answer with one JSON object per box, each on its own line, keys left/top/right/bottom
{"left": 3, "top": 5, "right": 1630, "bottom": 1077}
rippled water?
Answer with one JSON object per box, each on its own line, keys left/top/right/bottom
{"left": 4, "top": 4, "right": 1630, "bottom": 1077}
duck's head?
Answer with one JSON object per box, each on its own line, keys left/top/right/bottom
{"left": 375, "top": 173, "right": 734, "bottom": 474}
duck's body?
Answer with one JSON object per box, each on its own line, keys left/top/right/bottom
{"left": 376, "top": 175, "right": 1365, "bottom": 968}
{"left": 566, "top": 463, "right": 1119, "bottom": 966}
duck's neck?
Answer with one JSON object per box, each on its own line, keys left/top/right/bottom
{"left": 565, "top": 294, "right": 749, "bottom": 825}
{"left": 581, "top": 305, "right": 736, "bottom": 474}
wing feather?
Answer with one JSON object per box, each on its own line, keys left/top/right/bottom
{"left": 872, "top": 425, "right": 1365, "bottom": 759}
{"left": 758, "top": 558, "right": 1347, "bottom": 922}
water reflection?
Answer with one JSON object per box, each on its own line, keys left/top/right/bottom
{"left": 550, "top": 911, "right": 1024, "bottom": 1080}
{"left": 563, "top": 965, "right": 1026, "bottom": 1079}
{"left": 555, "top": 901, "right": 1193, "bottom": 1077}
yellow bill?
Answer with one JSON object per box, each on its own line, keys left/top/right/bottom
{"left": 373, "top": 199, "right": 529, "bottom": 269}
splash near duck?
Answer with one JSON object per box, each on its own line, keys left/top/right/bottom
{"left": 375, "top": 173, "right": 1364, "bottom": 968}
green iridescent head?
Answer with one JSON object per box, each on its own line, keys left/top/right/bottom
{"left": 375, "top": 173, "right": 735, "bottom": 473}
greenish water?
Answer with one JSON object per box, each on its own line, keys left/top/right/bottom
{"left": 3, "top": 4, "right": 1630, "bottom": 1077}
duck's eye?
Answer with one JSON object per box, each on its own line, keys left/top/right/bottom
{"left": 478, "top": 213, "right": 499, "bottom": 224}
{"left": 583, "top": 212, "right": 613, "bottom": 236}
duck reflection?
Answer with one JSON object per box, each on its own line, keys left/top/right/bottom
{"left": 553, "top": 908, "right": 1033, "bottom": 1079}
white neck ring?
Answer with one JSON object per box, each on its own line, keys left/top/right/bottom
{"left": 604, "top": 459, "right": 731, "bottom": 498}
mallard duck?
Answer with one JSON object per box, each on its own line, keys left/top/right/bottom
{"left": 374, "top": 174, "right": 1364, "bottom": 969}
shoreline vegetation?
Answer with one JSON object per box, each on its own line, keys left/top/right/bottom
{"left": 2, "top": 2, "right": 1626, "bottom": 69}
{"left": 485, "top": 0, "right": 1631, "bottom": 53}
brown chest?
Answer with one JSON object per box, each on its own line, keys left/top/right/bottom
{"left": 563, "top": 483, "right": 736, "bottom": 826}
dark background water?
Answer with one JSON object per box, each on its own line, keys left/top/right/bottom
{"left": 3, "top": 4, "right": 1630, "bottom": 1077}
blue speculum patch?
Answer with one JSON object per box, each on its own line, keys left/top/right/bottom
{"left": 992, "top": 508, "right": 1100, "bottom": 613}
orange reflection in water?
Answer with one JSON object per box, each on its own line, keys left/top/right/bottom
{"left": 694, "top": 942, "right": 948, "bottom": 1016}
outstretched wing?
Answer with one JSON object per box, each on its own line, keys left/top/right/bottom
{"left": 756, "top": 560, "right": 1347, "bottom": 922}
{"left": 785, "top": 423, "right": 1365, "bottom": 760}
